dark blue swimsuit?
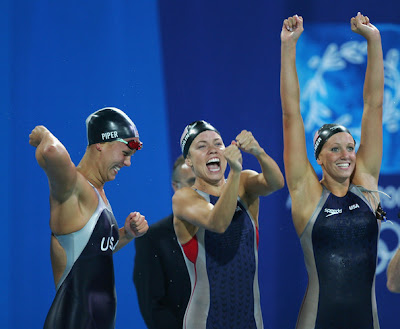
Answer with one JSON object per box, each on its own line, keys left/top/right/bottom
{"left": 296, "top": 184, "right": 380, "bottom": 329}
{"left": 44, "top": 187, "right": 119, "bottom": 329}
{"left": 180, "top": 191, "right": 263, "bottom": 329}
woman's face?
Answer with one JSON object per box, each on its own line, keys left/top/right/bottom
{"left": 186, "top": 130, "right": 227, "bottom": 183}
{"left": 100, "top": 138, "right": 137, "bottom": 182}
{"left": 317, "top": 132, "right": 356, "bottom": 181}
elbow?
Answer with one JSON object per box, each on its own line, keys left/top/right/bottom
{"left": 212, "top": 224, "right": 229, "bottom": 234}
{"left": 276, "top": 175, "right": 285, "bottom": 191}
{"left": 209, "top": 221, "right": 230, "bottom": 234}
{"left": 42, "top": 143, "right": 62, "bottom": 161}
{"left": 36, "top": 144, "right": 60, "bottom": 167}
{"left": 387, "top": 277, "right": 400, "bottom": 293}
{"left": 387, "top": 266, "right": 400, "bottom": 293}
{"left": 265, "top": 175, "right": 285, "bottom": 195}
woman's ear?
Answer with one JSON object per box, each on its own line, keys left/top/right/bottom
{"left": 185, "top": 157, "right": 192, "bottom": 167}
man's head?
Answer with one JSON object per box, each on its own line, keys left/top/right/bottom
{"left": 171, "top": 155, "right": 195, "bottom": 192}
{"left": 180, "top": 120, "right": 220, "bottom": 158}
{"left": 86, "top": 107, "right": 142, "bottom": 150}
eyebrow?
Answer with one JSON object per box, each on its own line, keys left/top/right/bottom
{"left": 123, "top": 149, "right": 135, "bottom": 156}
{"left": 196, "top": 138, "right": 222, "bottom": 144}
{"left": 330, "top": 141, "right": 355, "bottom": 146}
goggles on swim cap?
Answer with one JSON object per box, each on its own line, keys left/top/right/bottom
{"left": 180, "top": 120, "right": 220, "bottom": 158}
{"left": 86, "top": 107, "right": 141, "bottom": 147}
{"left": 116, "top": 138, "right": 143, "bottom": 151}
{"left": 313, "top": 124, "right": 355, "bottom": 159}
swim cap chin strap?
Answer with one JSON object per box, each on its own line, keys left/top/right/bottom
{"left": 180, "top": 120, "right": 219, "bottom": 158}
{"left": 313, "top": 124, "right": 354, "bottom": 159}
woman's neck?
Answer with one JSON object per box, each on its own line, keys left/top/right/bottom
{"left": 320, "top": 176, "right": 350, "bottom": 197}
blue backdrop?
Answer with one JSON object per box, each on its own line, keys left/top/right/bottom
{"left": 2, "top": 1, "right": 399, "bottom": 328}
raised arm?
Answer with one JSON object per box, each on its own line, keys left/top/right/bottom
{"left": 351, "top": 12, "right": 384, "bottom": 186}
{"left": 29, "top": 125, "right": 77, "bottom": 203}
{"left": 280, "top": 15, "right": 317, "bottom": 192}
{"left": 280, "top": 15, "right": 322, "bottom": 235}
{"left": 173, "top": 144, "right": 242, "bottom": 235}
{"left": 235, "top": 130, "right": 284, "bottom": 197}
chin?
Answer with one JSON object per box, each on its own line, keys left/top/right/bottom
{"left": 107, "top": 174, "right": 117, "bottom": 182}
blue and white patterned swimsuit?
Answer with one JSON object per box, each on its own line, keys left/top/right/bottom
{"left": 180, "top": 190, "right": 263, "bottom": 329}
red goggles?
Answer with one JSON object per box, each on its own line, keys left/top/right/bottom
{"left": 116, "top": 138, "right": 143, "bottom": 150}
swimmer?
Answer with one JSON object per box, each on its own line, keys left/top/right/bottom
{"left": 280, "top": 12, "right": 384, "bottom": 328}
{"left": 29, "top": 107, "right": 149, "bottom": 329}
{"left": 172, "top": 120, "right": 284, "bottom": 328}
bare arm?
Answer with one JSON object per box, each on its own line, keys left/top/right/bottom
{"left": 29, "top": 125, "right": 77, "bottom": 203}
{"left": 173, "top": 144, "right": 242, "bottom": 235}
{"left": 351, "top": 12, "right": 384, "bottom": 187}
{"left": 235, "top": 130, "right": 284, "bottom": 197}
{"left": 280, "top": 15, "right": 322, "bottom": 234}
{"left": 114, "top": 212, "right": 149, "bottom": 252}
{"left": 280, "top": 16, "right": 318, "bottom": 193}
{"left": 387, "top": 248, "right": 400, "bottom": 293}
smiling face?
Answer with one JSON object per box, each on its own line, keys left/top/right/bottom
{"left": 100, "top": 137, "right": 138, "bottom": 181}
{"left": 185, "top": 130, "right": 226, "bottom": 184}
{"left": 317, "top": 132, "right": 356, "bottom": 182}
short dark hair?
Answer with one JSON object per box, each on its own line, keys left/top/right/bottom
{"left": 172, "top": 155, "right": 186, "bottom": 183}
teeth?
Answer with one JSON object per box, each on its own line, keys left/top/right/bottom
{"left": 114, "top": 166, "right": 121, "bottom": 171}
{"left": 337, "top": 163, "right": 350, "bottom": 168}
{"left": 207, "top": 158, "right": 220, "bottom": 164}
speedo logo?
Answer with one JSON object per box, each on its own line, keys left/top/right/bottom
{"left": 181, "top": 131, "right": 190, "bottom": 151}
{"left": 102, "top": 131, "right": 119, "bottom": 140}
{"left": 314, "top": 136, "right": 322, "bottom": 152}
{"left": 324, "top": 208, "right": 342, "bottom": 217}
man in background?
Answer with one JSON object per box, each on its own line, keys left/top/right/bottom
{"left": 133, "top": 155, "right": 194, "bottom": 328}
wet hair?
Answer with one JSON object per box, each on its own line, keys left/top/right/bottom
{"left": 313, "top": 124, "right": 355, "bottom": 159}
{"left": 180, "top": 120, "right": 220, "bottom": 158}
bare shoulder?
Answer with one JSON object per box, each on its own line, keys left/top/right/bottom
{"left": 173, "top": 186, "right": 199, "bottom": 201}
{"left": 240, "top": 169, "right": 258, "bottom": 178}
{"left": 49, "top": 173, "right": 98, "bottom": 235}
{"left": 238, "top": 169, "right": 256, "bottom": 190}
{"left": 172, "top": 187, "right": 211, "bottom": 243}
{"left": 352, "top": 171, "right": 380, "bottom": 208}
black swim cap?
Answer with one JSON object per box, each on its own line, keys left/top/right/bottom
{"left": 86, "top": 107, "right": 140, "bottom": 145}
{"left": 313, "top": 124, "right": 355, "bottom": 159}
{"left": 180, "top": 120, "right": 220, "bottom": 158}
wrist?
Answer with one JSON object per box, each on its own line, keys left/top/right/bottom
{"left": 281, "top": 40, "right": 298, "bottom": 49}
{"left": 124, "top": 227, "right": 135, "bottom": 240}
{"left": 253, "top": 147, "right": 266, "bottom": 158}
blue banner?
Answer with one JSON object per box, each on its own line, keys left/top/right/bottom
{"left": 298, "top": 24, "right": 400, "bottom": 174}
